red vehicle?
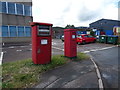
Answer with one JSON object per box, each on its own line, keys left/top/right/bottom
{"left": 77, "top": 34, "right": 96, "bottom": 44}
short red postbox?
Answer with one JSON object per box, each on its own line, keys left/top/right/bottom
{"left": 64, "top": 29, "right": 77, "bottom": 58}
{"left": 30, "top": 22, "right": 53, "bottom": 64}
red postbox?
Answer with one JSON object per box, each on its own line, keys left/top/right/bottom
{"left": 30, "top": 22, "right": 53, "bottom": 64}
{"left": 64, "top": 29, "right": 77, "bottom": 58}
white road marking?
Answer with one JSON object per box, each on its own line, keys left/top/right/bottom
{"left": 3, "top": 43, "right": 4, "bottom": 46}
{"left": 53, "top": 46, "right": 116, "bottom": 54}
{"left": 29, "top": 49, "right": 32, "bottom": 51}
{"left": 52, "top": 42, "right": 57, "bottom": 45}
{"left": 20, "top": 46, "right": 28, "bottom": 47}
{"left": 0, "top": 52, "right": 4, "bottom": 65}
{"left": 83, "top": 46, "right": 116, "bottom": 53}
{"left": 95, "top": 46, "right": 116, "bottom": 51}
{"left": 8, "top": 46, "right": 15, "bottom": 48}
{"left": 90, "top": 49, "right": 99, "bottom": 52}
{"left": 16, "top": 50, "right": 22, "bottom": 52}
{"left": 83, "top": 51, "right": 90, "bottom": 53}
{"left": 52, "top": 47, "right": 64, "bottom": 51}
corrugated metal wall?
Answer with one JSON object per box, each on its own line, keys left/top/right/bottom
{"left": 103, "top": 30, "right": 113, "bottom": 35}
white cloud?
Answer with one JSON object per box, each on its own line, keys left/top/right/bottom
{"left": 32, "top": 0, "right": 119, "bottom": 27}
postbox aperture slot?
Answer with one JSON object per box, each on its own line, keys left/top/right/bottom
{"left": 38, "top": 25, "right": 50, "bottom": 36}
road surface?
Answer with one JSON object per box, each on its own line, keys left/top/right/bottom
{"left": 89, "top": 46, "right": 119, "bottom": 88}
{"left": 2, "top": 39, "right": 115, "bottom": 63}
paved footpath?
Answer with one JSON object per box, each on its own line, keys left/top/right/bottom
{"left": 34, "top": 59, "right": 99, "bottom": 88}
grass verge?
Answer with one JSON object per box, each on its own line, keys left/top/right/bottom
{"left": 2, "top": 53, "right": 89, "bottom": 88}
{"left": 77, "top": 52, "right": 89, "bottom": 60}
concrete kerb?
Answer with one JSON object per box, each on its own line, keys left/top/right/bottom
{"left": 89, "top": 55, "right": 104, "bottom": 90}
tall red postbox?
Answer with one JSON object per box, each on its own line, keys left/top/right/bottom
{"left": 64, "top": 29, "right": 77, "bottom": 58}
{"left": 30, "top": 22, "right": 53, "bottom": 64}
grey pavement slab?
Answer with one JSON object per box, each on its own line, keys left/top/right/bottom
{"left": 35, "top": 59, "right": 99, "bottom": 88}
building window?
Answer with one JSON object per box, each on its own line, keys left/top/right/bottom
{"left": 16, "top": 3, "right": 23, "bottom": 15}
{"left": 1, "top": 26, "right": 31, "bottom": 37}
{"left": 0, "top": 2, "right": 32, "bottom": 16}
{"left": 2, "top": 26, "right": 9, "bottom": 37}
{"left": 0, "top": 26, "right": 1, "bottom": 37}
{"left": 8, "top": 2, "right": 15, "bottom": 14}
{"left": 0, "top": 2, "right": 2, "bottom": 13}
{"left": 25, "top": 26, "right": 31, "bottom": 37}
{"left": 9, "top": 26, "right": 17, "bottom": 37}
{"left": 0, "top": 2, "right": 7, "bottom": 13}
{"left": 18, "top": 26, "right": 24, "bottom": 37}
{"left": 24, "top": 5, "right": 31, "bottom": 16}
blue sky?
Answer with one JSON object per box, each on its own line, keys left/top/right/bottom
{"left": 32, "top": 0, "right": 119, "bottom": 27}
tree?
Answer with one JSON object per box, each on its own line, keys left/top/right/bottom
{"left": 65, "top": 24, "right": 75, "bottom": 29}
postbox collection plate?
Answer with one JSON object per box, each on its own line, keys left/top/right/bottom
{"left": 41, "top": 39, "right": 48, "bottom": 45}
{"left": 72, "top": 35, "right": 75, "bottom": 39}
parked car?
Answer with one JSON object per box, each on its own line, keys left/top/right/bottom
{"left": 61, "top": 34, "right": 96, "bottom": 44}
{"left": 77, "top": 34, "right": 96, "bottom": 44}
{"left": 61, "top": 35, "right": 64, "bottom": 42}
